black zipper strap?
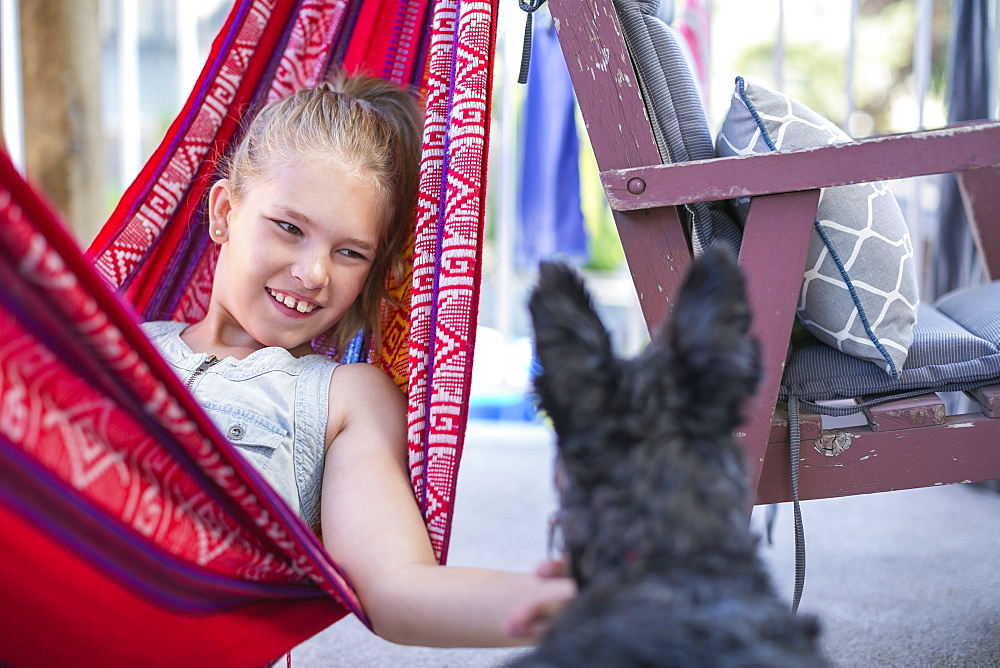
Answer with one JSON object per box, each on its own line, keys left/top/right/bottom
{"left": 517, "top": 0, "right": 547, "bottom": 84}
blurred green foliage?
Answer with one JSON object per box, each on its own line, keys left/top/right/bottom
{"left": 733, "top": 0, "right": 950, "bottom": 134}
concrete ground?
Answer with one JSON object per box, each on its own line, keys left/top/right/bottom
{"left": 292, "top": 420, "right": 1000, "bottom": 667}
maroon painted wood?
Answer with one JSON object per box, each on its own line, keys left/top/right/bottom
{"left": 735, "top": 190, "right": 819, "bottom": 497}
{"left": 769, "top": 405, "right": 822, "bottom": 443}
{"left": 547, "top": 0, "right": 657, "bottom": 173}
{"left": 601, "top": 121, "right": 1000, "bottom": 211}
{"left": 957, "top": 165, "right": 1000, "bottom": 280}
{"left": 612, "top": 208, "right": 693, "bottom": 333}
{"left": 756, "top": 413, "right": 1000, "bottom": 504}
{"left": 863, "top": 394, "right": 946, "bottom": 432}
{"left": 969, "top": 384, "right": 1000, "bottom": 418}
{"left": 549, "top": 0, "right": 691, "bottom": 331}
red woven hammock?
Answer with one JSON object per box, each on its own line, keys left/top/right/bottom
{"left": 0, "top": 0, "right": 496, "bottom": 664}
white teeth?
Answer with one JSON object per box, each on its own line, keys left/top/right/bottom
{"left": 267, "top": 288, "right": 317, "bottom": 314}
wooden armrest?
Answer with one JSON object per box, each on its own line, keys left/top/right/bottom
{"left": 601, "top": 120, "right": 1000, "bottom": 211}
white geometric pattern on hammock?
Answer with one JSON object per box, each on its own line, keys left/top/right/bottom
{"left": 407, "top": 0, "right": 495, "bottom": 562}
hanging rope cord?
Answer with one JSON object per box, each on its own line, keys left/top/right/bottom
{"left": 788, "top": 395, "right": 806, "bottom": 614}
{"left": 518, "top": 0, "right": 547, "bottom": 84}
{"left": 783, "top": 391, "right": 940, "bottom": 613}
{"left": 779, "top": 379, "right": 995, "bottom": 613}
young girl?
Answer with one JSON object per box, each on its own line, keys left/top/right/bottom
{"left": 142, "top": 73, "right": 573, "bottom": 647}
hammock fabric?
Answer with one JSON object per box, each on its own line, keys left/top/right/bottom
{"left": 0, "top": 0, "right": 496, "bottom": 664}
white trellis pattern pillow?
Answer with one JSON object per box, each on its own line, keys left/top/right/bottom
{"left": 716, "top": 77, "right": 919, "bottom": 377}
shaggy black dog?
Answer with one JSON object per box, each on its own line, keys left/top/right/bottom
{"left": 517, "top": 248, "right": 826, "bottom": 667}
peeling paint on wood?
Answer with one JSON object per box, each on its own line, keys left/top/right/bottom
{"left": 595, "top": 47, "right": 610, "bottom": 71}
{"left": 770, "top": 404, "right": 822, "bottom": 443}
{"left": 968, "top": 384, "right": 1000, "bottom": 418}
{"left": 865, "top": 394, "right": 945, "bottom": 432}
{"left": 883, "top": 406, "right": 941, "bottom": 420}
{"left": 756, "top": 410, "right": 1000, "bottom": 504}
{"left": 814, "top": 430, "right": 852, "bottom": 456}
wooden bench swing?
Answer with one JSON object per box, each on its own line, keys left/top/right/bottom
{"left": 544, "top": 0, "right": 1000, "bottom": 508}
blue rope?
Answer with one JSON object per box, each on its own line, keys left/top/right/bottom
{"left": 735, "top": 76, "right": 778, "bottom": 151}
{"left": 811, "top": 221, "right": 899, "bottom": 378}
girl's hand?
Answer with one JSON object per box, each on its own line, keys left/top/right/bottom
{"left": 503, "top": 559, "right": 575, "bottom": 641}
{"left": 533, "top": 558, "right": 570, "bottom": 579}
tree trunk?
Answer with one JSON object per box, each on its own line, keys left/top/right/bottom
{"left": 20, "top": 0, "right": 103, "bottom": 245}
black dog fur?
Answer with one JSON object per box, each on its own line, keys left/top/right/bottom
{"left": 516, "top": 247, "right": 826, "bottom": 667}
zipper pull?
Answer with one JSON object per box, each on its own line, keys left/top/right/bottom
{"left": 185, "top": 354, "right": 220, "bottom": 389}
{"left": 197, "top": 354, "right": 219, "bottom": 372}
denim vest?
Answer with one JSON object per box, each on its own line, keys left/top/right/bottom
{"left": 142, "top": 320, "right": 336, "bottom": 530}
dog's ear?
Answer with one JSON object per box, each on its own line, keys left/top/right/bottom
{"left": 529, "top": 261, "right": 618, "bottom": 432}
{"left": 663, "top": 246, "right": 760, "bottom": 431}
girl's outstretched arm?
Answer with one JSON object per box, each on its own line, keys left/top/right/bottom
{"left": 321, "top": 363, "right": 575, "bottom": 647}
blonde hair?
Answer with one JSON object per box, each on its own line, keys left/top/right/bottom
{"left": 224, "top": 71, "right": 423, "bottom": 356}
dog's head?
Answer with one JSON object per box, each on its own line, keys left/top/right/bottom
{"left": 529, "top": 247, "right": 761, "bottom": 585}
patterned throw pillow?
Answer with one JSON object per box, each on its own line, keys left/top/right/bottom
{"left": 716, "top": 77, "right": 919, "bottom": 377}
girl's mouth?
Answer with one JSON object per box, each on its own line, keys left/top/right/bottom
{"left": 266, "top": 288, "right": 319, "bottom": 314}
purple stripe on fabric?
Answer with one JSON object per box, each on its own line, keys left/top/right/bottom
{"left": 251, "top": 0, "right": 308, "bottom": 111}
{"left": 0, "top": 252, "right": 312, "bottom": 552}
{"left": 419, "top": 0, "right": 464, "bottom": 517}
{"left": 117, "top": 1, "right": 253, "bottom": 233}
{"left": 385, "top": 2, "right": 411, "bottom": 79}
{"left": 113, "top": 2, "right": 257, "bottom": 301}
{"left": 0, "top": 298, "right": 235, "bottom": 527}
{"left": 0, "top": 434, "right": 320, "bottom": 613}
{"left": 318, "top": 0, "right": 350, "bottom": 83}
{"left": 0, "top": 263, "right": 108, "bottom": 390}
{"left": 331, "top": 0, "right": 365, "bottom": 69}
{"left": 145, "top": 0, "right": 303, "bottom": 320}
{"left": 411, "top": 5, "right": 433, "bottom": 89}
{"left": 142, "top": 218, "right": 211, "bottom": 321}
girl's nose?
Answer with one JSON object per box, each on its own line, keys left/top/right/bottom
{"left": 292, "top": 253, "right": 330, "bottom": 290}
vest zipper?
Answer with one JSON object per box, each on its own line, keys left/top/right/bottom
{"left": 185, "top": 355, "right": 220, "bottom": 390}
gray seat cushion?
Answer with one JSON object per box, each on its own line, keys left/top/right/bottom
{"left": 781, "top": 281, "right": 1000, "bottom": 403}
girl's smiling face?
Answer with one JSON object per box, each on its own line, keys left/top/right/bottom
{"left": 206, "top": 159, "right": 384, "bottom": 357}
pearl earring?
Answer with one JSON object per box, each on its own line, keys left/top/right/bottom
{"left": 213, "top": 228, "right": 223, "bottom": 237}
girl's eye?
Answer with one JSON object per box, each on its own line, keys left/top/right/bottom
{"left": 339, "top": 248, "right": 368, "bottom": 260}
{"left": 272, "top": 219, "right": 303, "bottom": 236}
